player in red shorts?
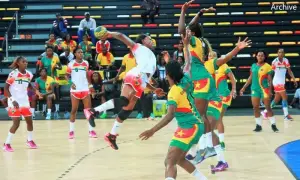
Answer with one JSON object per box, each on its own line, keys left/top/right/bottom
{"left": 65, "top": 48, "right": 96, "bottom": 139}
{"left": 3, "top": 56, "right": 42, "bottom": 152}
{"left": 87, "top": 32, "right": 164, "bottom": 150}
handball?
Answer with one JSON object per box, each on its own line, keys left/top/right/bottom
{"left": 94, "top": 26, "right": 108, "bottom": 39}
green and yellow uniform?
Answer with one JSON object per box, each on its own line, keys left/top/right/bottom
{"left": 216, "top": 64, "right": 232, "bottom": 109}
{"left": 35, "top": 76, "right": 56, "bottom": 94}
{"left": 79, "top": 41, "right": 93, "bottom": 59}
{"left": 168, "top": 84, "right": 204, "bottom": 151}
{"left": 204, "top": 58, "right": 222, "bottom": 120}
{"left": 41, "top": 55, "right": 60, "bottom": 77}
{"left": 55, "top": 65, "right": 68, "bottom": 85}
{"left": 250, "top": 63, "right": 273, "bottom": 99}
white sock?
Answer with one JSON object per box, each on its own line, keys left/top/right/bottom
{"left": 42, "top": 104, "right": 46, "bottom": 112}
{"left": 103, "top": 110, "right": 107, "bottom": 114}
{"left": 213, "top": 129, "right": 219, "bottom": 137}
{"left": 95, "top": 99, "right": 114, "bottom": 113}
{"left": 188, "top": 144, "right": 198, "bottom": 157}
{"left": 5, "top": 132, "right": 14, "bottom": 144}
{"left": 5, "top": 107, "right": 9, "bottom": 111}
{"left": 165, "top": 178, "right": 175, "bottom": 180}
{"left": 214, "top": 144, "right": 226, "bottom": 163}
{"left": 263, "top": 109, "right": 267, "bottom": 113}
{"left": 55, "top": 104, "right": 60, "bottom": 112}
{"left": 30, "top": 108, "right": 35, "bottom": 115}
{"left": 269, "top": 116, "right": 276, "bottom": 125}
{"left": 206, "top": 132, "right": 213, "bottom": 148}
{"left": 27, "top": 131, "right": 33, "bottom": 141}
{"left": 198, "top": 134, "right": 206, "bottom": 149}
{"left": 88, "top": 124, "right": 94, "bottom": 131}
{"left": 69, "top": 122, "right": 75, "bottom": 132}
{"left": 110, "top": 120, "right": 122, "bottom": 135}
{"left": 283, "top": 107, "right": 288, "bottom": 116}
{"left": 192, "top": 169, "right": 207, "bottom": 180}
{"left": 47, "top": 109, "right": 51, "bottom": 114}
{"left": 219, "top": 133, "right": 224, "bottom": 142}
{"left": 255, "top": 117, "right": 262, "bottom": 126}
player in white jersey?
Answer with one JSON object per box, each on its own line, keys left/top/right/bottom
{"left": 261, "top": 49, "right": 297, "bottom": 121}
{"left": 3, "top": 56, "right": 41, "bottom": 152}
{"left": 65, "top": 48, "right": 96, "bottom": 139}
{"left": 87, "top": 32, "right": 164, "bottom": 150}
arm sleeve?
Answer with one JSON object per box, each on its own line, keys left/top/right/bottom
{"left": 224, "top": 65, "right": 232, "bottom": 74}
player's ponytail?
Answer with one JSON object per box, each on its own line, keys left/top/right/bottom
{"left": 9, "top": 56, "right": 25, "bottom": 69}
{"left": 200, "top": 37, "right": 213, "bottom": 61}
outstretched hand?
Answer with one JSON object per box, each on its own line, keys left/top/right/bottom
{"left": 181, "top": 0, "right": 194, "bottom": 12}
{"left": 139, "top": 129, "right": 155, "bottom": 140}
{"left": 236, "top": 37, "right": 252, "bottom": 50}
{"left": 200, "top": 7, "right": 216, "bottom": 13}
{"left": 154, "top": 88, "right": 166, "bottom": 97}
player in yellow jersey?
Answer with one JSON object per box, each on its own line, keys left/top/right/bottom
{"left": 240, "top": 49, "right": 279, "bottom": 132}
{"left": 139, "top": 60, "right": 207, "bottom": 180}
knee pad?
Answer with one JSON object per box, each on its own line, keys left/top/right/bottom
{"left": 114, "top": 96, "right": 129, "bottom": 107}
{"left": 282, "top": 100, "right": 288, "bottom": 108}
{"left": 118, "top": 109, "right": 132, "bottom": 121}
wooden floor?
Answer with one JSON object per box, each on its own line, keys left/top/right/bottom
{"left": 0, "top": 115, "right": 299, "bottom": 180}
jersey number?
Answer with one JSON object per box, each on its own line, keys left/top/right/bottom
{"left": 18, "top": 80, "right": 22, "bottom": 84}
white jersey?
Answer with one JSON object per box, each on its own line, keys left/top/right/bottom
{"left": 272, "top": 57, "right": 290, "bottom": 85}
{"left": 67, "top": 60, "right": 89, "bottom": 92}
{"left": 6, "top": 69, "right": 33, "bottom": 107}
{"left": 129, "top": 43, "right": 157, "bottom": 88}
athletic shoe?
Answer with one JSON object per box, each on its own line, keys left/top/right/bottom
{"left": 220, "top": 142, "right": 226, "bottom": 150}
{"left": 46, "top": 113, "right": 51, "bottom": 120}
{"left": 100, "top": 113, "right": 107, "bottom": 119}
{"left": 26, "top": 140, "right": 37, "bottom": 149}
{"left": 284, "top": 115, "right": 293, "bottom": 121}
{"left": 69, "top": 131, "right": 75, "bottom": 139}
{"left": 185, "top": 154, "right": 195, "bottom": 160}
{"left": 194, "top": 147, "right": 216, "bottom": 164}
{"left": 85, "top": 109, "right": 96, "bottom": 127}
{"left": 253, "top": 124, "right": 262, "bottom": 132}
{"left": 64, "top": 111, "right": 70, "bottom": 119}
{"left": 212, "top": 161, "right": 229, "bottom": 172}
{"left": 104, "top": 133, "right": 118, "bottom": 150}
{"left": 3, "top": 144, "right": 14, "bottom": 152}
{"left": 89, "top": 130, "right": 98, "bottom": 138}
{"left": 271, "top": 124, "right": 279, "bottom": 132}
{"left": 261, "top": 111, "right": 267, "bottom": 120}
{"left": 150, "top": 113, "right": 155, "bottom": 120}
{"left": 136, "top": 113, "right": 143, "bottom": 119}
{"left": 54, "top": 111, "right": 61, "bottom": 119}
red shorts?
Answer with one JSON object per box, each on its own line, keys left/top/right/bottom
{"left": 274, "top": 84, "right": 286, "bottom": 93}
{"left": 71, "top": 91, "right": 90, "bottom": 100}
{"left": 8, "top": 107, "right": 32, "bottom": 118}
{"left": 123, "top": 73, "right": 144, "bottom": 98}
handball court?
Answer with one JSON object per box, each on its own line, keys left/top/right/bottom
{"left": 0, "top": 109, "right": 299, "bottom": 180}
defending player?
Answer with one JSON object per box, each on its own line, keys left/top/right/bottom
{"left": 240, "top": 49, "right": 279, "bottom": 132}
{"left": 139, "top": 60, "right": 207, "bottom": 180}
{"left": 261, "top": 48, "right": 297, "bottom": 121}
{"left": 3, "top": 56, "right": 42, "bottom": 152}
{"left": 87, "top": 30, "right": 164, "bottom": 150}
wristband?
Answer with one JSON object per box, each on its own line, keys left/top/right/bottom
{"left": 198, "top": 11, "right": 204, "bottom": 16}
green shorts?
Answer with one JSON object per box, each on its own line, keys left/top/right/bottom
{"left": 170, "top": 124, "right": 204, "bottom": 151}
{"left": 193, "top": 76, "right": 220, "bottom": 101}
{"left": 251, "top": 88, "right": 270, "bottom": 99}
{"left": 207, "top": 100, "right": 222, "bottom": 120}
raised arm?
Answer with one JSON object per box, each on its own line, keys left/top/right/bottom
{"left": 178, "top": 0, "right": 194, "bottom": 35}
{"left": 188, "top": 7, "right": 216, "bottom": 26}
{"left": 107, "top": 32, "right": 136, "bottom": 49}
{"left": 216, "top": 37, "right": 252, "bottom": 67}
{"left": 182, "top": 30, "right": 192, "bottom": 75}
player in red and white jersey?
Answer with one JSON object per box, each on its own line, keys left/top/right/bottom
{"left": 3, "top": 56, "right": 41, "bottom": 152}
{"left": 87, "top": 32, "right": 164, "bottom": 150}
{"left": 261, "top": 49, "right": 297, "bottom": 121}
{"left": 65, "top": 48, "right": 96, "bottom": 139}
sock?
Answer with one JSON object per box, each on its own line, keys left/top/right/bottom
{"left": 42, "top": 104, "right": 46, "bottom": 112}
{"left": 88, "top": 124, "right": 94, "bottom": 131}
{"left": 55, "top": 104, "right": 60, "bottom": 112}
{"left": 5, "top": 132, "right": 14, "bottom": 144}
{"left": 213, "top": 129, "right": 219, "bottom": 137}
{"left": 205, "top": 132, "right": 213, "bottom": 148}
{"left": 219, "top": 133, "right": 224, "bottom": 142}
{"left": 269, "top": 116, "right": 276, "bottom": 125}
{"left": 69, "top": 122, "right": 75, "bottom": 132}
{"left": 283, "top": 107, "right": 288, "bottom": 116}
{"left": 255, "top": 117, "right": 262, "bottom": 126}
{"left": 95, "top": 99, "right": 114, "bottom": 113}
{"left": 188, "top": 144, "right": 198, "bottom": 157}
{"left": 47, "top": 109, "right": 51, "bottom": 114}
{"left": 214, "top": 144, "right": 226, "bottom": 163}
{"left": 110, "top": 120, "right": 122, "bottom": 135}
{"left": 165, "top": 178, "right": 175, "bottom": 180}
{"left": 27, "top": 131, "right": 33, "bottom": 141}
{"left": 263, "top": 109, "right": 267, "bottom": 113}
{"left": 30, "top": 108, "right": 35, "bottom": 115}
{"left": 198, "top": 134, "right": 206, "bottom": 149}
{"left": 103, "top": 110, "right": 107, "bottom": 114}
{"left": 192, "top": 169, "right": 207, "bottom": 180}
{"left": 5, "top": 107, "right": 9, "bottom": 111}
